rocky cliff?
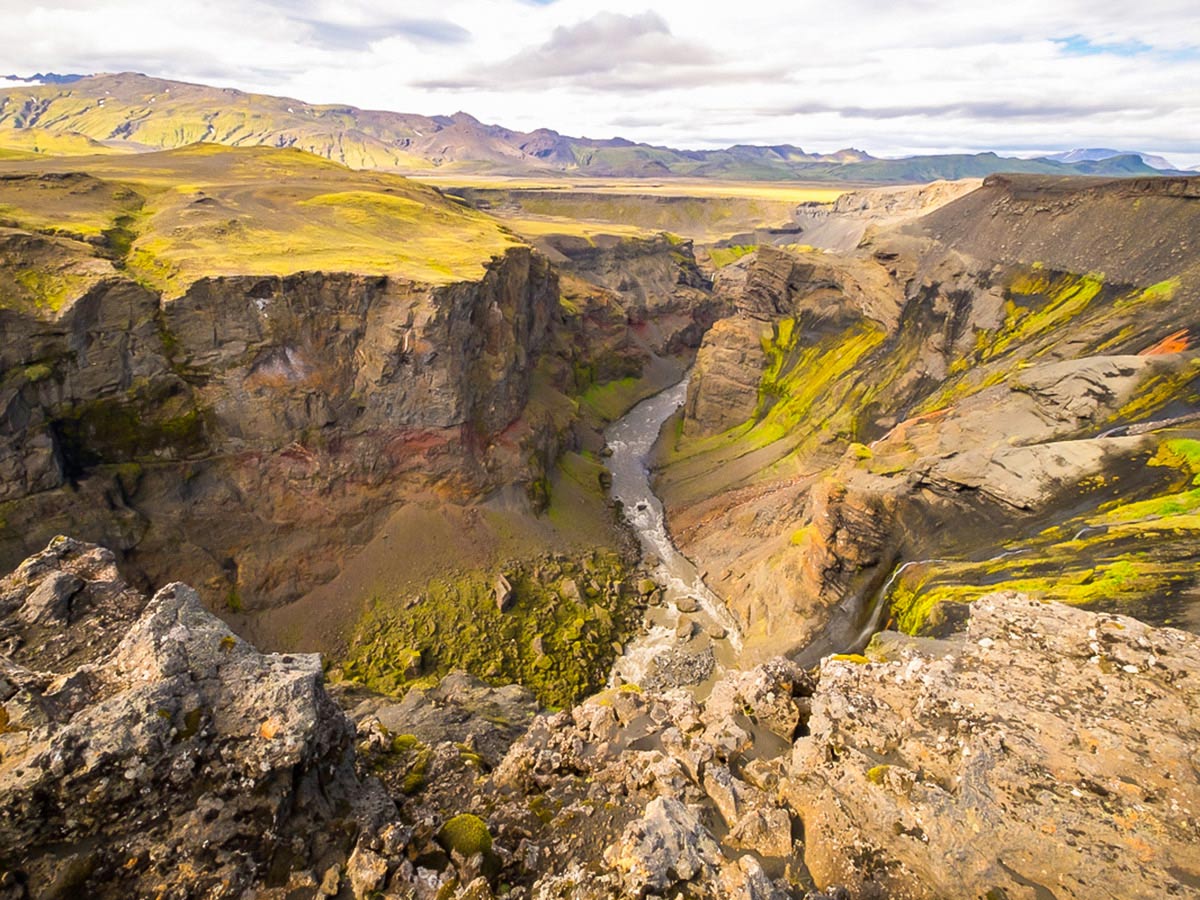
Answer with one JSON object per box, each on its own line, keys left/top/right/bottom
{"left": 660, "top": 174, "right": 1200, "bottom": 661}
{"left": 0, "top": 243, "right": 561, "bottom": 612}
{"left": 3, "top": 539, "right": 1197, "bottom": 898}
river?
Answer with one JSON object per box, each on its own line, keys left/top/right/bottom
{"left": 604, "top": 377, "right": 742, "bottom": 692}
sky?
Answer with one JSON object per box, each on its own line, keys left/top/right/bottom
{"left": 4, "top": 0, "right": 1200, "bottom": 167}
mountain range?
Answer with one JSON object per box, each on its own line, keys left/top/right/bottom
{"left": 0, "top": 72, "right": 1189, "bottom": 182}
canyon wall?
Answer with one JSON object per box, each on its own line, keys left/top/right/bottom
{"left": 662, "top": 174, "right": 1200, "bottom": 661}
{"left": 0, "top": 245, "right": 563, "bottom": 611}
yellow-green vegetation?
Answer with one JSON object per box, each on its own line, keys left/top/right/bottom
{"left": 0, "top": 172, "right": 143, "bottom": 242}
{"left": 496, "top": 214, "right": 651, "bottom": 243}
{"left": 438, "top": 814, "right": 493, "bottom": 857}
{"left": 0, "top": 144, "right": 524, "bottom": 304}
{"left": 0, "top": 128, "right": 126, "bottom": 157}
{"left": 913, "top": 267, "right": 1197, "bottom": 416}
{"left": 656, "top": 314, "right": 891, "bottom": 506}
{"left": 0, "top": 76, "right": 435, "bottom": 171}
{"left": 341, "top": 550, "right": 640, "bottom": 707}
{"left": 866, "top": 765, "right": 890, "bottom": 785}
{"left": 424, "top": 176, "right": 844, "bottom": 205}
{"left": 579, "top": 377, "right": 645, "bottom": 422}
{"left": 1112, "top": 362, "right": 1200, "bottom": 424}
{"left": 970, "top": 270, "right": 1106, "bottom": 366}
{"left": 708, "top": 244, "right": 756, "bottom": 268}
{"left": 831, "top": 653, "right": 870, "bottom": 664}
{"left": 1114, "top": 277, "right": 1179, "bottom": 309}
{"left": 886, "top": 437, "right": 1200, "bottom": 633}
{"left": 749, "top": 318, "right": 888, "bottom": 448}
{"left": 443, "top": 183, "right": 839, "bottom": 242}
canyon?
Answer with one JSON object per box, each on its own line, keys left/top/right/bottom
{"left": 0, "top": 128, "right": 1199, "bottom": 899}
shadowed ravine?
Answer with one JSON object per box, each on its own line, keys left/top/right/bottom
{"left": 604, "top": 378, "right": 741, "bottom": 692}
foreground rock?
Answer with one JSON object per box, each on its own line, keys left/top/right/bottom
{"left": 787, "top": 592, "right": 1200, "bottom": 899}
{"left": 4, "top": 540, "right": 1199, "bottom": 899}
{"left": 0, "top": 536, "right": 390, "bottom": 898}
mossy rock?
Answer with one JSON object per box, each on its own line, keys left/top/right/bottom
{"left": 438, "top": 814, "right": 493, "bottom": 857}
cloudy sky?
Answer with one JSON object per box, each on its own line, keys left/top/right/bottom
{"left": 6, "top": 0, "right": 1200, "bottom": 166}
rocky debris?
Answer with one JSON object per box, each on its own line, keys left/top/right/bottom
{"left": 483, "top": 660, "right": 813, "bottom": 898}
{"left": 641, "top": 644, "right": 715, "bottom": 689}
{"left": 494, "top": 573, "right": 515, "bottom": 612}
{"left": 8, "top": 538, "right": 1200, "bottom": 900}
{"left": 0, "top": 538, "right": 390, "bottom": 899}
{"left": 785, "top": 592, "right": 1200, "bottom": 899}
{"left": 604, "top": 797, "right": 723, "bottom": 896}
{"left": 346, "top": 670, "right": 539, "bottom": 770}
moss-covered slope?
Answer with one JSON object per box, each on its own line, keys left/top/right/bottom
{"left": 661, "top": 174, "right": 1200, "bottom": 659}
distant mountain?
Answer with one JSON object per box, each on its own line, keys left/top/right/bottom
{"left": 2, "top": 73, "right": 86, "bottom": 86}
{"left": 0, "top": 72, "right": 1187, "bottom": 183}
{"left": 1045, "top": 148, "right": 1176, "bottom": 171}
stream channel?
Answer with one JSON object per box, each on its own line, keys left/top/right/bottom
{"left": 604, "top": 377, "right": 742, "bottom": 695}
{"left": 603, "top": 375, "right": 897, "bottom": 693}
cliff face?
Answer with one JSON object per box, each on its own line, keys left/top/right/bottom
{"left": 546, "top": 233, "right": 729, "bottom": 387}
{"left": 660, "top": 174, "right": 1200, "bottom": 662}
{"left": 0, "top": 247, "right": 562, "bottom": 611}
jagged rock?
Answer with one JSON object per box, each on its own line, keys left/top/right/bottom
{"left": 785, "top": 592, "right": 1200, "bottom": 899}
{"left": 703, "top": 657, "right": 814, "bottom": 739}
{"left": 702, "top": 764, "right": 769, "bottom": 827}
{"left": 347, "top": 844, "right": 390, "bottom": 899}
{"left": 494, "top": 574, "right": 515, "bottom": 612}
{"left": 720, "top": 854, "right": 790, "bottom": 900}
{"left": 0, "top": 245, "right": 564, "bottom": 615}
{"left": 603, "top": 797, "right": 723, "bottom": 897}
{"left": 0, "top": 538, "right": 391, "bottom": 899}
{"left": 726, "top": 808, "right": 794, "bottom": 858}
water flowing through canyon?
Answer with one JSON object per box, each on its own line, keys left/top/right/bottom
{"left": 604, "top": 377, "right": 742, "bottom": 692}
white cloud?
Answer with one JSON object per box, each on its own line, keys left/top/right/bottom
{"left": 2, "top": 0, "right": 1198, "bottom": 162}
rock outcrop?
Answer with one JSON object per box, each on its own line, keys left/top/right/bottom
{"left": 0, "top": 246, "right": 562, "bottom": 612}
{"left": 787, "top": 592, "right": 1200, "bottom": 899}
{"left": 4, "top": 539, "right": 1200, "bottom": 899}
{"left": 0, "top": 536, "right": 387, "bottom": 898}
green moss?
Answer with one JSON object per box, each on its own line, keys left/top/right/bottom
{"left": 402, "top": 748, "right": 432, "bottom": 794}
{"left": 438, "top": 814, "right": 493, "bottom": 857}
{"left": 580, "top": 377, "right": 643, "bottom": 422}
{"left": 1115, "top": 366, "right": 1200, "bottom": 424}
{"left": 866, "top": 765, "right": 890, "bottom": 785}
{"left": 52, "top": 389, "right": 209, "bottom": 470}
{"left": 887, "top": 434, "right": 1200, "bottom": 633}
{"left": 22, "top": 363, "right": 53, "bottom": 383}
{"left": 709, "top": 244, "right": 756, "bottom": 268}
{"left": 14, "top": 268, "right": 76, "bottom": 312}
{"left": 831, "top": 653, "right": 870, "bottom": 664}
{"left": 178, "top": 708, "right": 204, "bottom": 741}
{"left": 746, "top": 318, "right": 886, "bottom": 449}
{"left": 848, "top": 442, "right": 873, "bottom": 460}
{"left": 1151, "top": 439, "right": 1200, "bottom": 482}
{"left": 340, "top": 550, "right": 639, "bottom": 708}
